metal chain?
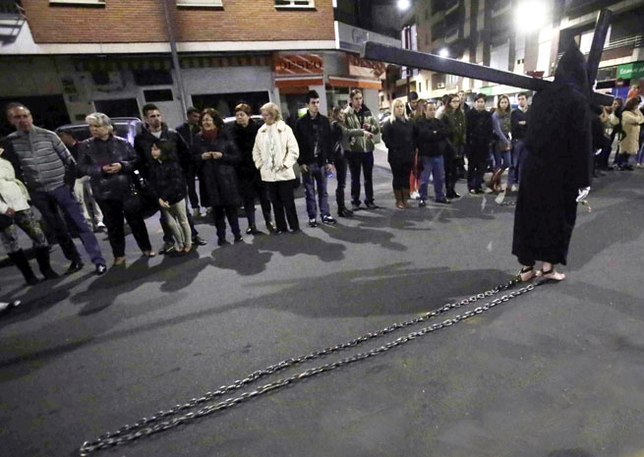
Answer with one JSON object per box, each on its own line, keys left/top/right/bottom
{"left": 79, "top": 277, "right": 533, "bottom": 456}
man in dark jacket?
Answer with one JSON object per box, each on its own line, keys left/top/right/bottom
{"left": 465, "top": 94, "right": 494, "bottom": 194}
{"left": 175, "top": 107, "right": 203, "bottom": 215}
{"left": 134, "top": 104, "right": 206, "bottom": 254}
{"left": 294, "top": 90, "right": 337, "bottom": 227}
{"left": 512, "top": 43, "right": 593, "bottom": 284}
{"left": 509, "top": 92, "right": 530, "bottom": 191}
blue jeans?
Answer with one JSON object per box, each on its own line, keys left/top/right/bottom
{"left": 492, "top": 149, "right": 511, "bottom": 170}
{"left": 30, "top": 185, "right": 105, "bottom": 265}
{"left": 302, "top": 163, "right": 330, "bottom": 219}
{"left": 637, "top": 142, "right": 644, "bottom": 165}
{"left": 509, "top": 140, "right": 528, "bottom": 185}
{"left": 419, "top": 155, "right": 445, "bottom": 200}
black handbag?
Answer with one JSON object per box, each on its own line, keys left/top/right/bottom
{"left": 123, "top": 171, "right": 159, "bottom": 219}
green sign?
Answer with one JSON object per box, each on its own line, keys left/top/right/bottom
{"left": 617, "top": 61, "right": 644, "bottom": 80}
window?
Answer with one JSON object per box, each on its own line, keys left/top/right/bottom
{"left": 144, "top": 89, "right": 174, "bottom": 103}
{"left": 49, "top": 0, "right": 105, "bottom": 5}
{"left": 275, "top": 0, "right": 315, "bottom": 8}
{"left": 177, "top": 0, "right": 223, "bottom": 7}
{"left": 132, "top": 69, "right": 173, "bottom": 86}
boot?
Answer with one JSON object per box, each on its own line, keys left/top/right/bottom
{"left": 394, "top": 189, "right": 405, "bottom": 209}
{"left": 446, "top": 183, "right": 461, "bottom": 199}
{"left": 35, "top": 246, "right": 59, "bottom": 280}
{"left": 8, "top": 249, "right": 39, "bottom": 286}
{"left": 486, "top": 168, "right": 503, "bottom": 192}
{"left": 401, "top": 188, "right": 411, "bottom": 208}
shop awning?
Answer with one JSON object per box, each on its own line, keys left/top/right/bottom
{"left": 327, "top": 76, "right": 381, "bottom": 90}
{"left": 274, "top": 76, "right": 325, "bottom": 88}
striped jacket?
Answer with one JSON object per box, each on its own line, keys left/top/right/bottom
{"left": 5, "top": 126, "right": 74, "bottom": 192}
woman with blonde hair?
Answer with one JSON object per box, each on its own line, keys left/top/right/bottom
{"left": 382, "top": 98, "right": 415, "bottom": 208}
{"left": 618, "top": 96, "right": 644, "bottom": 170}
{"left": 252, "top": 102, "right": 300, "bottom": 234}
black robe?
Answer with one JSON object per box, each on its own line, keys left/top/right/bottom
{"left": 512, "top": 46, "right": 593, "bottom": 266}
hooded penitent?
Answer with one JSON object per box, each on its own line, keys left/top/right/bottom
{"left": 511, "top": 42, "right": 593, "bottom": 267}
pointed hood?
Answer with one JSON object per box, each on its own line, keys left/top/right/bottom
{"left": 554, "top": 43, "right": 590, "bottom": 100}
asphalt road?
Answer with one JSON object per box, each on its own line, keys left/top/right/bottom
{"left": 1, "top": 145, "right": 644, "bottom": 457}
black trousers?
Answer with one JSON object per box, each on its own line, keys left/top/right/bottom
{"left": 98, "top": 198, "right": 152, "bottom": 258}
{"left": 266, "top": 180, "right": 299, "bottom": 231}
{"left": 212, "top": 205, "right": 241, "bottom": 240}
{"left": 334, "top": 155, "right": 349, "bottom": 210}
{"left": 240, "top": 178, "right": 272, "bottom": 226}
{"left": 388, "top": 156, "right": 414, "bottom": 190}
{"left": 347, "top": 151, "right": 375, "bottom": 205}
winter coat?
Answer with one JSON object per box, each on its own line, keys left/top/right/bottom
{"left": 510, "top": 107, "right": 529, "bottom": 141}
{"left": 194, "top": 130, "right": 242, "bottom": 207}
{"left": 620, "top": 109, "right": 644, "bottom": 154}
{"left": 382, "top": 117, "right": 415, "bottom": 164}
{"left": 148, "top": 154, "right": 187, "bottom": 205}
{"left": 466, "top": 108, "right": 494, "bottom": 150}
{"left": 340, "top": 105, "right": 380, "bottom": 153}
{"left": 0, "top": 157, "right": 30, "bottom": 214}
{"left": 413, "top": 117, "right": 449, "bottom": 158}
{"left": 228, "top": 120, "right": 261, "bottom": 186}
{"left": 133, "top": 123, "right": 191, "bottom": 179}
{"left": 252, "top": 120, "right": 299, "bottom": 183}
{"left": 77, "top": 135, "right": 139, "bottom": 201}
{"left": 294, "top": 112, "right": 333, "bottom": 166}
{"left": 442, "top": 108, "right": 466, "bottom": 148}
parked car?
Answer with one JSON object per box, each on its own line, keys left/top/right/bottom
{"left": 56, "top": 117, "right": 143, "bottom": 146}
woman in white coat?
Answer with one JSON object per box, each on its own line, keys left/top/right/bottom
{"left": 252, "top": 102, "right": 300, "bottom": 234}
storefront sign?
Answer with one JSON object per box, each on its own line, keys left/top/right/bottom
{"left": 617, "top": 62, "right": 644, "bottom": 80}
{"left": 274, "top": 54, "right": 324, "bottom": 76}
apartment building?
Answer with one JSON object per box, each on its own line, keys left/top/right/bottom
{"left": 396, "top": 0, "right": 644, "bottom": 104}
{"left": 0, "top": 0, "right": 398, "bottom": 135}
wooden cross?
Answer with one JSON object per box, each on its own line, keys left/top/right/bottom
{"left": 362, "top": 9, "right": 614, "bottom": 106}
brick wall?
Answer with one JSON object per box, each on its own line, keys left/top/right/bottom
{"left": 23, "top": 0, "right": 335, "bottom": 44}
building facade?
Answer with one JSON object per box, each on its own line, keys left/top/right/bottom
{"left": 396, "top": 0, "right": 644, "bottom": 104}
{"left": 0, "top": 0, "right": 398, "bottom": 135}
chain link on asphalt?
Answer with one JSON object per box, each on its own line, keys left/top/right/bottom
{"left": 79, "top": 276, "right": 535, "bottom": 456}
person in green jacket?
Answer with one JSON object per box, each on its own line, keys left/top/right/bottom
{"left": 339, "top": 89, "right": 381, "bottom": 211}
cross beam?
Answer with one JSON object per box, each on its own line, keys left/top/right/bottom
{"left": 362, "top": 9, "right": 614, "bottom": 106}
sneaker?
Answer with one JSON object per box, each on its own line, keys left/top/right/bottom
{"left": 217, "top": 237, "right": 229, "bottom": 246}
{"left": 234, "top": 234, "right": 243, "bottom": 243}
{"left": 338, "top": 207, "right": 354, "bottom": 218}
{"left": 143, "top": 250, "right": 156, "bottom": 257}
{"left": 510, "top": 184, "right": 519, "bottom": 192}
{"left": 192, "top": 236, "right": 207, "bottom": 246}
{"left": 351, "top": 202, "right": 361, "bottom": 212}
{"left": 418, "top": 199, "right": 426, "bottom": 207}
{"left": 321, "top": 215, "right": 337, "bottom": 225}
{"left": 159, "top": 242, "right": 175, "bottom": 255}
{"left": 95, "top": 264, "right": 107, "bottom": 276}
{"left": 266, "top": 221, "right": 276, "bottom": 233}
{"left": 193, "top": 208, "right": 201, "bottom": 217}
{"left": 308, "top": 218, "right": 318, "bottom": 228}
{"left": 95, "top": 221, "right": 107, "bottom": 233}
{"left": 636, "top": 163, "right": 643, "bottom": 169}
{"left": 66, "top": 260, "right": 84, "bottom": 275}
{"left": 365, "top": 202, "right": 379, "bottom": 209}
{"left": 435, "top": 197, "right": 451, "bottom": 204}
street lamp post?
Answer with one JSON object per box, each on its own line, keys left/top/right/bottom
{"left": 397, "top": 0, "right": 412, "bottom": 97}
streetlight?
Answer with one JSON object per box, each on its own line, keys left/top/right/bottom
{"left": 515, "top": 1, "right": 547, "bottom": 34}
{"left": 397, "top": 0, "right": 411, "bottom": 11}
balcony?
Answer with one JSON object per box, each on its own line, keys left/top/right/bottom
{"left": 0, "top": 1, "right": 26, "bottom": 45}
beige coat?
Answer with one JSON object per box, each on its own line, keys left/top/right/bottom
{"left": 0, "top": 157, "right": 30, "bottom": 215}
{"left": 620, "top": 109, "right": 644, "bottom": 154}
{"left": 252, "top": 120, "right": 299, "bottom": 182}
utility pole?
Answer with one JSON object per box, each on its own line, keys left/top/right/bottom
{"left": 161, "top": 0, "right": 188, "bottom": 115}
